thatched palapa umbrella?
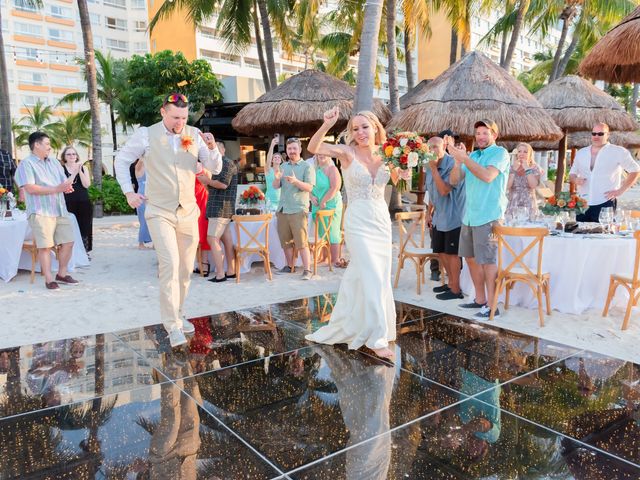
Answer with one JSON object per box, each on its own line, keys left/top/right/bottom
{"left": 534, "top": 75, "right": 638, "bottom": 192}
{"left": 387, "top": 51, "right": 563, "bottom": 144}
{"left": 231, "top": 70, "right": 391, "bottom": 137}
{"left": 579, "top": 6, "right": 640, "bottom": 83}
{"left": 502, "top": 131, "right": 640, "bottom": 151}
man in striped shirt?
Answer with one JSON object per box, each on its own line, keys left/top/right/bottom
{"left": 14, "top": 132, "right": 79, "bottom": 290}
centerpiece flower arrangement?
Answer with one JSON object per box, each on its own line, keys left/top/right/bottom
{"left": 540, "top": 191, "right": 588, "bottom": 215}
{"left": 0, "top": 187, "right": 15, "bottom": 218}
{"left": 379, "top": 131, "right": 436, "bottom": 192}
{"left": 239, "top": 185, "right": 265, "bottom": 205}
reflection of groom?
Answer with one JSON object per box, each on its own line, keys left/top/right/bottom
{"left": 116, "top": 93, "right": 222, "bottom": 347}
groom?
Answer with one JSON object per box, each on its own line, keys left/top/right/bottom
{"left": 115, "top": 93, "right": 222, "bottom": 347}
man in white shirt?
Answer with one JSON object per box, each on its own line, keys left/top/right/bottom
{"left": 569, "top": 122, "right": 640, "bottom": 222}
{"left": 115, "top": 93, "right": 222, "bottom": 347}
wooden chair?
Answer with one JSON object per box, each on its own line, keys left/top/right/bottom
{"left": 231, "top": 213, "right": 273, "bottom": 283}
{"left": 393, "top": 211, "right": 440, "bottom": 294}
{"left": 308, "top": 209, "right": 334, "bottom": 276}
{"left": 490, "top": 226, "right": 551, "bottom": 326}
{"left": 21, "top": 241, "right": 59, "bottom": 284}
{"left": 316, "top": 293, "right": 335, "bottom": 323}
{"left": 602, "top": 230, "right": 640, "bottom": 330}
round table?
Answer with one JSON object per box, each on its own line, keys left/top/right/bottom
{"left": 0, "top": 211, "right": 29, "bottom": 282}
{"left": 460, "top": 232, "right": 637, "bottom": 314}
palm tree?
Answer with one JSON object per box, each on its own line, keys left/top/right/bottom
{"left": 52, "top": 111, "right": 92, "bottom": 148}
{"left": 11, "top": 119, "right": 28, "bottom": 157}
{"left": 57, "top": 51, "right": 127, "bottom": 151}
{"left": 401, "top": 0, "right": 431, "bottom": 90}
{"left": 0, "top": 1, "right": 42, "bottom": 151}
{"left": 16, "top": 101, "right": 61, "bottom": 150}
{"left": 502, "top": 0, "right": 531, "bottom": 70}
{"left": 77, "top": 0, "right": 103, "bottom": 217}
{"left": 354, "top": 0, "right": 385, "bottom": 111}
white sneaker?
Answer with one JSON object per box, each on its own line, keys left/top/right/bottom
{"left": 301, "top": 270, "right": 313, "bottom": 281}
{"left": 473, "top": 305, "right": 500, "bottom": 320}
{"left": 181, "top": 319, "right": 195, "bottom": 334}
{"left": 167, "top": 327, "right": 188, "bottom": 347}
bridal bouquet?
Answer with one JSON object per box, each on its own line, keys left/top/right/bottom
{"left": 380, "top": 131, "right": 433, "bottom": 192}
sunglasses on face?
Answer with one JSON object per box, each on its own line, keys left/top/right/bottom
{"left": 591, "top": 132, "right": 606, "bottom": 136}
{"left": 166, "top": 93, "right": 188, "bottom": 104}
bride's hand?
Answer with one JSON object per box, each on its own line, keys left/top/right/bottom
{"left": 398, "top": 168, "right": 411, "bottom": 181}
{"left": 323, "top": 106, "right": 340, "bottom": 127}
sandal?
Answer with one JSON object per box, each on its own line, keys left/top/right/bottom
{"left": 334, "top": 258, "right": 349, "bottom": 269}
{"left": 194, "top": 263, "right": 210, "bottom": 277}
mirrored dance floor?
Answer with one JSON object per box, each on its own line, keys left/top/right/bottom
{"left": 1, "top": 296, "right": 639, "bottom": 479}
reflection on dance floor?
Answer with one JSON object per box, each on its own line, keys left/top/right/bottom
{"left": 1, "top": 295, "right": 639, "bottom": 479}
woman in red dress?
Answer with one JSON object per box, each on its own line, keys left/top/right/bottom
{"left": 195, "top": 169, "right": 211, "bottom": 276}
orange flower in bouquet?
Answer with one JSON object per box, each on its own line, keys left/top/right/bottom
{"left": 180, "top": 135, "right": 195, "bottom": 151}
{"left": 240, "top": 185, "right": 265, "bottom": 205}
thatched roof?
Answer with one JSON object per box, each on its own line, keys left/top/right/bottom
{"left": 534, "top": 75, "right": 638, "bottom": 132}
{"left": 501, "top": 130, "right": 640, "bottom": 151}
{"left": 386, "top": 51, "right": 563, "bottom": 142}
{"left": 399, "top": 79, "right": 429, "bottom": 109}
{"left": 579, "top": 6, "right": 640, "bottom": 83}
{"left": 231, "top": 70, "right": 391, "bottom": 137}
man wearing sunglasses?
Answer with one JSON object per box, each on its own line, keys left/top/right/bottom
{"left": 115, "top": 93, "right": 222, "bottom": 347}
{"left": 569, "top": 122, "right": 640, "bottom": 222}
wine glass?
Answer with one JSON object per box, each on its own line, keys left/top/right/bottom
{"left": 558, "top": 211, "right": 570, "bottom": 233}
{"left": 598, "top": 209, "right": 612, "bottom": 233}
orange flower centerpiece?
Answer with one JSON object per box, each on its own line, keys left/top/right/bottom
{"left": 237, "top": 185, "right": 265, "bottom": 215}
{"left": 541, "top": 191, "right": 588, "bottom": 215}
{"left": 379, "top": 131, "right": 435, "bottom": 192}
{"left": 180, "top": 135, "right": 195, "bottom": 151}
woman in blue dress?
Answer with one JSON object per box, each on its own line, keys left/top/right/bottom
{"left": 134, "top": 159, "right": 152, "bottom": 248}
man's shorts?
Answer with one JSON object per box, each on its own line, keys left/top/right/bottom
{"left": 431, "top": 226, "right": 461, "bottom": 255}
{"left": 276, "top": 211, "right": 308, "bottom": 249}
{"left": 207, "top": 217, "right": 231, "bottom": 238}
{"left": 28, "top": 214, "right": 74, "bottom": 249}
{"left": 458, "top": 220, "right": 500, "bottom": 265}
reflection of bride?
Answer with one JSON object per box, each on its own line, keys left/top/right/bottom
{"left": 305, "top": 106, "right": 410, "bottom": 359}
{"left": 320, "top": 348, "right": 395, "bottom": 479}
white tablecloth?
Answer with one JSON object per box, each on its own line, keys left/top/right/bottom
{"left": 2, "top": 213, "right": 90, "bottom": 279}
{"left": 460, "top": 233, "right": 637, "bottom": 314}
{"left": 0, "top": 212, "right": 29, "bottom": 282}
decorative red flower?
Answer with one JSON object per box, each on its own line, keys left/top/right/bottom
{"left": 567, "top": 201, "right": 576, "bottom": 208}
{"left": 181, "top": 135, "right": 194, "bottom": 151}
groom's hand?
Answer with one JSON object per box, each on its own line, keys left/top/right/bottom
{"left": 125, "top": 192, "right": 146, "bottom": 208}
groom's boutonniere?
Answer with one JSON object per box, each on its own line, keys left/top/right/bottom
{"left": 181, "top": 135, "right": 194, "bottom": 151}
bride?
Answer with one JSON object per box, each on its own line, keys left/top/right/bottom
{"left": 305, "top": 106, "right": 410, "bottom": 359}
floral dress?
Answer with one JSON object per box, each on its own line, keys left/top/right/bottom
{"left": 505, "top": 165, "right": 542, "bottom": 218}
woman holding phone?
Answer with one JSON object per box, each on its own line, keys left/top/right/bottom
{"left": 60, "top": 146, "right": 93, "bottom": 253}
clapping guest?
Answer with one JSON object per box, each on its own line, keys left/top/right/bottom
{"left": 265, "top": 135, "right": 282, "bottom": 209}
{"left": 134, "top": 159, "right": 152, "bottom": 249}
{"left": 60, "top": 146, "right": 93, "bottom": 253}
{"left": 505, "top": 143, "right": 541, "bottom": 219}
{"left": 310, "top": 154, "right": 345, "bottom": 267}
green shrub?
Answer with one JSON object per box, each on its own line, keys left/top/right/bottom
{"left": 89, "top": 175, "right": 134, "bottom": 214}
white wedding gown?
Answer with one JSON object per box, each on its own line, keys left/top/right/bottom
{"left": 305, "top": 153, "right": 397, "bottom": 350}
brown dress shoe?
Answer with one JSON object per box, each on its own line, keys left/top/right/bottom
{"left": 46, "top": 281, "right": 60, "bottom": 290}
{"left": 55, "top": 274, "right": 79, "bottom": 285}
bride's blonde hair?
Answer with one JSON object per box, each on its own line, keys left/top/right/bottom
{"left": 345, "top": 111, "right": 387, "bottom": 147}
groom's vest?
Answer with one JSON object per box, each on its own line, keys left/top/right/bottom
{"left": 144, "top": 122, "right": 199, "bottom": 216}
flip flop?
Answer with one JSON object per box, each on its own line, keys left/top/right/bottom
{"left": 334, "top": 258, "right": 349, "bottom": 268}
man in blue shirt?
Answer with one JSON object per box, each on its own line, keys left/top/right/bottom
{"left": 425, "top": 136, "right": 466, "bottom": 300}
{"left": 449, "top": 120, "right": 510, "bottom": 319}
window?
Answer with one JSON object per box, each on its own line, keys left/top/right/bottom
{"left": 1, "top": 18, "right": 8, "bottom": 33}
{"left": 90, "top": 13, "right": 100, "bottom": 25}
{"left": 134, "top": 20, "right": 146, "bottom": 32}
{"left": 18, "top": 71, "right": 47, "bottom": 85}
{"left": 134, "top": 41, "right": 147, "bottom": 52}
{"left": 219, "top": 53, "right": 240, "bottom": 64}
{"left": 93, "top": 35, "right": 103, "bottom": 49}
{"left": 131, "top": 0, "right": 145, "bottom": 8}
{"left": 243, "top": 57, "right": 259, "bottom": 68}
{"left": 106, "top": 38, "right": 128, "bottom": 51}
{"left": 22, "top": 95, "right": 49, "bottom": 106}
{"left": 14, "top": 22, "right": 43, "bottom": 37}
{"left": 104, "top": 0, "right": 126, "bottom": 8}
{"left": 13, "top": 0, "right": 38, "bottom": 12}
{"left": 49, "top": 28, "right": 74, "bottom": 43}
{"left": 51, "top": 74, "right": 78, "bottom": 88}
{"left": 49, "top": 5, "right": 72, "bottom": 19}
{"left": 105, "top": 16, "right": 126, "bottom": 31}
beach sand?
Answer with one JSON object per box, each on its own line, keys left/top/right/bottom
{"left": 2, "top": 185, "right": 639, "bottom": 363}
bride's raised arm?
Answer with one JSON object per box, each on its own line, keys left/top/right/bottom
{"left": 308, "top": 106, "right": 353, "bottom": 167}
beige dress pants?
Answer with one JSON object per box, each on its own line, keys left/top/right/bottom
{"left": 146, "top": 205, "right": 199, "bottom": 332}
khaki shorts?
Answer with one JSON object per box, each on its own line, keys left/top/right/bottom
{"left": 28, "top": 214, "right": 75, "bottom": 249}
{"left": 458, "top": 220, "right": 500, "bottom": 265}
{"left": 277, "top": 211, "right": 308, "bottom": 249}
{"left": 207, "top": 217, "right": 231, "bottom": 238}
